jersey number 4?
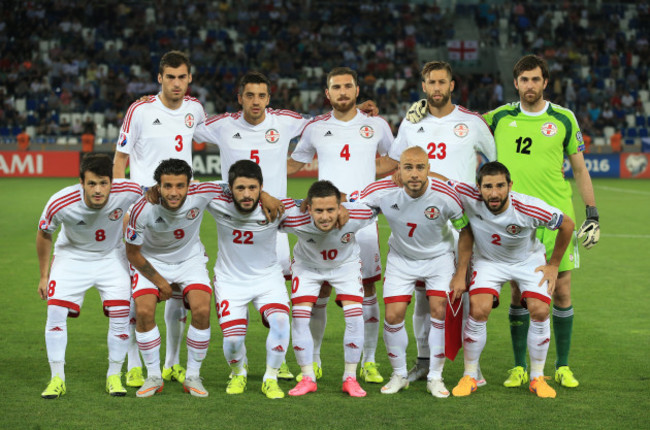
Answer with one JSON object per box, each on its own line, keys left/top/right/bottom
{"left": 340, "top": 144, "right": 350, "bottom": 161}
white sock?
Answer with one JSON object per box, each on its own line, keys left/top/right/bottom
{"left": 264, "top": 309, "right": 290, "bottom": 377}
{"left": 186, "top": 325, "right": 210, "bottom": 378}
{"left": 343, "top": 304, "right": 364, "bottom": 374}
{"left": 528, "top": 318, "right": 551, "bottom": 379}
{"left": 462, "top": 317, "right": 487, "bottom": 379}
{"left": 222, "top": 323, "right": 247, "bottom": 376}
{"left": 343, "top": 362, "right": 358, "bottom": 381}
{"left": 383, "top": 321, "right": 408, "bottom": 378}
{"left": 106, "top": 305, "right": 130, "bottom": 377}
{"left": 428, "top": 317, "right": 446, "bottom": 380}
{"left": 291, "top": 306, "right": 314, "bottom": 371}
{"left": 136, "top": 326, "right": 162, "bottom": 378}
{"left": 413, "top": 285, "right": 430, "bottom": 361}
{"left": 126, "top": 297, "right": 141, "bottom": 370}
{"left": 310, "top": 296, "right": 329, "bottom": 365}
{"left": 163, "top": 297, "right": 186, "bottom": 369}
{"left": 45, "top": 305, "right": 68, "bottom": 380}
{"left": 362, "top": 294, "right": 379, "bottom": 363}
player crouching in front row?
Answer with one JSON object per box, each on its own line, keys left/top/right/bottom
{"left": 450, "top": 162, "right": 574, "bottom": 398}
{"left": 126, "top": 159, "right": 222, "bottom": 398}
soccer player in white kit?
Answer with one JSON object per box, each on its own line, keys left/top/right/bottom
{"left": 37, "top": 154, "right": 142, "bottom": 399}
{"left": 394, "top": 61, "right": 496, "bottom": 384}
{"left": 283, "top": 181, "right": 378, "bottom": 398}
{"left": 358, "top": 146, "right": 471, "bottom": 397}
{"left": 206, "top": 160, "right": 292, "bottom": 399}
{"left": 125, "top": 159, "right": 220, "bottom": 398}
{"left": 113, "top": 51, "right": 208, "bottom": 388}
{"left": 449, "top": 161, "right": 574, "bottom": 399}
{"left": 287, "top": 67, "right": 397, "bottom": 383}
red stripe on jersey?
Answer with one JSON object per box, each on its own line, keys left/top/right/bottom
{"left": 45, "top": 190, "right": 80, "bottom": 219}
{"left": 268, "top": 108, "right": 303, "bottom": 119}
{"left": 511, "top": 199, "right": 552, "bottom": 222}
{"left": 45, "top": 197, "right": 81, "bottom": 223}
{"left": 110, "top": 183, "right": 143, "bottom": 195}
{"left": 122, "top": 97, "right": 155, "bottom": 133}
{"left": 205, "top": 112, "right": 233, "bottom": 126}
{"left": 128, "top": 198, "right": 148, "bottom": 228}
{"left": 360, "top": 180, "right": 397, "bottom": 199}
{"left": 298, "top": 112, "right": 332, "bottom": 138}
{"left": 455, "top": 182, "right": 482, "bottom": 201}
{"left": 281, "top": 199, "right": 297, "bottom": 209}
{"left": 457, "top": 105, "right": 492, "bottom": 133}
{"left": 282, "top": 217, "right": 311, "bottom": 227}
{"left": 430, "top": 179, "right": 462, "bottom": 208}
{"left": 213, "top": 195, "right": 233, "bottom": 203}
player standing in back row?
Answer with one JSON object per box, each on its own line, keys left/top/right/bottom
{"left": 113, "top": 51, "right": 208, "bottom": 389}
{"left": 484, "top": 55, "right": 599, "bottom": 388}
{"left": 287, "top": 67, "right": 397, "bottom": 383}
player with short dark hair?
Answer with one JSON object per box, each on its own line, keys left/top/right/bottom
{"left": 450, "top": 161, "right": 575, "bottom": 398}
{"left": 484, "top": 55, "right": 599, "bottom": 389}
{"left": 37, "top": 154, "right": 142, "bottom": 398}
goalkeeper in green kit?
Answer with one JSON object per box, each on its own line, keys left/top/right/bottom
{"left": 406, "top": 55, "right": 600, "bottom": 389}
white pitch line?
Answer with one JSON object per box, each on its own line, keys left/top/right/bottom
{"left": 596, "top": 185, "right": 650, "bottom": 196}
{"left": 602, "top": 233, "right": 650, "bottom": 239}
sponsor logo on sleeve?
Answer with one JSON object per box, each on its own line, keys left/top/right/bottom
{"left": 39, "top": 219, "right": 48, "bottom": 230}
{"left": 119, "top": 133, "right": 128, "bottom": 147}
{"left": 126, "top": 227, "right": 137, "bottom": 241}
{"left": 349, "top": 190, "right": 359, "bottom": 202}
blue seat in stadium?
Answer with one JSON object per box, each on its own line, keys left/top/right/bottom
{"left": 0, "top": 127, "right": 10, "bottom": 137}
{"left": 627, "top": 128, "right": 638, "bottom": 138}
{"left": 624, "top": 139, "right": 635, "bottom": 146}
{"left": 27, "top": 99, "right": 37, "bottom": 110}
{"left": 636, "top": 115, "right": 646, "bottom": 127}
{"left": 640, "top": 128, "right": 648, "bottom": 138}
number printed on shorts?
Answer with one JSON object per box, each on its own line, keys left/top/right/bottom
{"left": 427, "top": 142, "right": 447, "bottom": 159}
{"left": 217, "top": 300, "right": 230, "bottom": 318}
{"left": 491, "top": 234, "right": 501, "bottom": 246}
{"left": 320, "top": 249, "right": 338, "bottom": 260}
{"left": 468, "top": 270, "right": 477, "bottom": 288}
{"left": 173, "top": 229, "right": 185, "bottom": 239}
{"left": 47, "top": 280, "right": 56, "bottom": 297}
{"left": 407, "top": 222, "right": 417, "bottom": 237}
{"left": 232, "top": 229, "right": 254, "bottom": 244}
{"left": 131, "top": 274, "right": 139, "bottom": 290}
{"left": 95, "top": 229, "right": 106, "bottom": 241}
{"left": 175, "top": 135, "right": 183, "bottom": 151}
{"left": 340, "top": 144, "right": 350, "bottom": 161}
{"left": 291, "top": 277, "right": 299, "bottom": 294}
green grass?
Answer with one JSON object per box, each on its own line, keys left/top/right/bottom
{"left": 1, "top": 177, "right": 649, "bottom": 429}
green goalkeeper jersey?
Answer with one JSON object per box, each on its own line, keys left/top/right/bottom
{"left": 483, "top": 101, "right": 585, "bottom": 217}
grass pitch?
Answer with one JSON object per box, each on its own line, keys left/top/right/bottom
{"left": 1, "top": 177, "right": 648, "bottom": 429}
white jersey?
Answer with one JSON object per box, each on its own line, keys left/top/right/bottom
{"left": 359, "top": 178, "right": 468, "bottom": 260}
{"left": 290, "top": 109, "right": 394, "bottom": 194}
{"left": 125, "top": 182, "right": 222, "bottom": 263}
{"left": 279, "top": 202, "right": 377, "bottom": 270}
{"left": 116, "top": 94, "right": 207, "bottom": 187}
{"left": 208, "top": 196, "right": 297, "bottom": 282}
{"left": 453, "top": 181, "right": 564, "bottom": 263}
{"left": 38, "top": 179, "right": 142, "bottom": 258}
{"left": 389, "top": 106, "right": 495, "bottom": 183}
{"left": 195, "top": 108, "right": 309, "bottom": 198}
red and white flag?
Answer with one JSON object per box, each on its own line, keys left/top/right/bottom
{"left": 447, "top": 40, "right": 479, "bottom": 61}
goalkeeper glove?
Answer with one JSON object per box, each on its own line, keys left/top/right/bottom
{"left": 577, "top": 206, "right": 600, "bottom": 249}
{"left": 406, "top": 99, "right": 428, "bottom": 123}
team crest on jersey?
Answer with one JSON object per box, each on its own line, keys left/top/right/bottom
{"left": 340, "top": 232, "right": 354, "bottom": 243}
{"left": 424, "top": 206, "right": 440, "bottom": 220}
{"left": 349, "top": 190, "right": 359, "bottom": 202}
{"left": 257, "top": 219, "right": 268, "bottom": 226}
{"left": 186, "top": 207, "right": 200, "bottom": 219}
{"left": 453, "top": 123, "right": 469, "bottom": 138}
{"left": 359, "top": 125, "right": 374, "bottom": 138}
{"left": 185, "top": 113, "right": 195, "bottom": 128}
{"left": 126, "top": 227, "right": 137, "bottom": 241}
{"left": 506, "top": 224, "right": 522, "bottom": 235}
{"left": 108, "top": 208, "right": 123, "bottom": 221}
{"left": 118, "top": 133, "right": 128, "bottom": 147}
{"left": 265, "top": 128, "right": 280, "bottom": 143}
{"left": 541, "top": 122, "right": 557, "bottom": 136}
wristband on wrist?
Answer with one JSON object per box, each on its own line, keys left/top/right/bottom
{"left": 585, "top": 205, "right": 599, "bottom": 221}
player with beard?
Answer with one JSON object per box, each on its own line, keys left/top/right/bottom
{"left": 207, "top": 160, "right": 294, "bottom": 399}
{"left": 287, "top": 67, "right": 396, "bottom": 384}
{"left": 449, "top": 162, "right": 575, "bottom": 398}
{"left": 389, "top": 61, "right": 495, "bottom": 385}
{"left": 483, "top": 55, "right": 599, "bottom": 389}
{"left": 125, "top": 159, "right": 221, "bottom": 398}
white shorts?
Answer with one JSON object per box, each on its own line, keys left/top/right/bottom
{"left": 416, "top": 224, "right": 459, "bottom": 290}
{"left": 383, "top": 251, "right": 455, "bottom": 303}
{"left": 291, "top": 260, "right": 364, "bottom": 305}
{"left": 131, "top": 253, "right": 212, "bottom": 307}
{"left": 276, "top": 231, "right": 291, "bottom": 280}
{"left": 47, "top": 252, "right": 131, "bottom": 317}
{"left": 358, "top": 222, "right": 382, "bottom": 283}
{"left": 469, "top": 252, "right": 551, "bottom": 305}
{"left": 214, "top": 269, "right": 290, "bottom": 330}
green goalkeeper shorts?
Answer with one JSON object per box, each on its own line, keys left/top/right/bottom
{"left": 536, "top": 226, "right": 579, "bottom": 272}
